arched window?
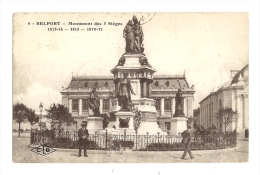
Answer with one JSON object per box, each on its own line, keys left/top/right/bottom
{"left": 84, "top": 82, "right": 88, "bottom": 87}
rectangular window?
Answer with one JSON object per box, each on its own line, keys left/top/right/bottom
{"left": 155, "top": 99, "right": 160, "bottom": 111}
{"left": 72, "top": 99, "right": 78, "bottom": 111}
{"left": 103, "top": 99, "right": 109, "bottom": 111}
{"left": 165, "top": 122, "right": 171, "bottom": 130}
{"left": 164, "top": 99, "right": 171, "bottom": 111}
{"left": 82, "top": 99, "right": 88, "bottom": 111}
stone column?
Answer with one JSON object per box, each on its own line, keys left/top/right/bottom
{"left": 183, "top": 97, "right": 187, "bottom": 117}
{"left": 114, "top": 81, "right": 118, "bottom": 97}
{"left": 242, "top": 95, "right": 246, "bottom": 129}
{"left": 236, "top": 95, "right": 243, "bottom": 131}
{"left": 147, "top": 81, "right": 151, "bottom": 98}
{"left": 69, "top": 99, "right": 72, "bottom": 113}
{"left": 79, "top": 99, "right": 82, "bottom": 116}
{"left": 142, "top": 79, "right": 147, "bottom": 98}
{"left": 244, "top": 95, "right": 249, "bottom": 128}
{"left": 109, "top": 99, "right": 112, "bottom": 111}
{"left": 160, "top": 98, "right": 164, "bottom": 116}
{"left": 99, "top": 98, "right": 103, "bottom": 114}
{"left": 171, "top": 98, "right": 175, "bottom": 116}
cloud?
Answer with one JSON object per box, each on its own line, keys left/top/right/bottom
{"left": 13, "top": 82, "right": 61, "bottom": 111}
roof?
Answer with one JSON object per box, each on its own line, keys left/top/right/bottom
{"left": 231, "top": 64, "right": 249, "bottom": 84}
{"left": 65, "top": 74, "right": 189, "bottom": 90}
{"left": 199, "top": 92, "right": 215, "bottom": 104}
{"left": 199, "top": 64, "right": 248, "bottom": 104}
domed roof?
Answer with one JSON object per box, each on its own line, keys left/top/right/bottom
{"left": 231, "top": 64, "right": 248, "bottom": 84}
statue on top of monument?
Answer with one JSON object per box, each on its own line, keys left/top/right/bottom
{"left": 123, "top": 16, "right": 144, "bottom": 53}
{"left": 173, "top": 88, "right": 185, "bottom": 117}
{"left": 117, "top": 72, "right": 136, "bottom": 111}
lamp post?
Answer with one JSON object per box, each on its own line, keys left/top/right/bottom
{"left": 39, "top": 102, "right": 43, "bottom": 131}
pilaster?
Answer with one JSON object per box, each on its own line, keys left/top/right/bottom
{"left": 79, "top": 99, "right": 82, "bottom": 115}
{"left": 160, "top": 98, "right": 164, "bottom": 116}
{"left": 99, "top": 98, "right": 103, "bottom": 114}
{"left": 171, "top": 98, "right": 175, "bottom": 116}
{"left": 69, "top": 99, "right": 72, "bottom": 113}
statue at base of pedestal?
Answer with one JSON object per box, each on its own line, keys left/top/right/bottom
{"left": 87, "top": 88, "right": 100, "bottom": 116}
{"left": 173, "top": 88, "right": 185, "bottom": 117}
{"left": 117, "top": 72, "right": 136, "bottom": 111}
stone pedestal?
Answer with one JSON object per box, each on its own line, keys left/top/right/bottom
{"left": 87, "top": 117, "right": 103, "bottom": 133}
{"left": 170, "top": 117, "right": 188, "bottom": 135}
{"left": 110, "top": 53, "right": 158, "bottom": 135}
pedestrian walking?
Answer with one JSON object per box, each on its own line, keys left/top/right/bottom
{"left": 181, "top": 125, "right": 194, "bottom": 159}
{"left": 78, "top": 122, "right": 89, "bottom": 157}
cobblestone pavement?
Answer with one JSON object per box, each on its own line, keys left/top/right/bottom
{"left": 12, "top": 135, "right": 248, "bottom": 163}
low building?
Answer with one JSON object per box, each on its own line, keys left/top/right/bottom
{"left": 199, "top": 64, "right": 249, "bottom": 138}
{"left": 60, "top": 74, "right": 195, "bottom": 132}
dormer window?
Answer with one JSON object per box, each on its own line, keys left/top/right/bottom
{"left": 104, "top": 82, "right": 108, "bottom": 88}
{"left": 165, "top": 81, "right": 169, "bottom": 87}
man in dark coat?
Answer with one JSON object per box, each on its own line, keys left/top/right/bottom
{"left": 78, "top": 122, "right": 89, "bottom": 157}
{"left": 181, "top": 125, "right": 194, "bottom": 159}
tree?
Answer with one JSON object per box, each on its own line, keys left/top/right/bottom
{"left": 45, "top": 103, "right": 74, "bottom": 130}
{"left": 13, "top": 103, "right": 33, "bottom": 137}
{"left": 27, "top": 108, "right": 39, "bottom": 130}
{"left": 215, "top": 106, "right": 239, "bottom": 133}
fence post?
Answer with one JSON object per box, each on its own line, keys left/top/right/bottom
{"left": 105, "top": 129, "right": 108, "bottom": 150}
{"left": 95, "top": 131, "right": 97, "bottom": 150}
{"left": 146, "top": 132, "right": 149, "bottom": 151}
{"left": 124, "top": 129, "right": 126, "bottom": 151}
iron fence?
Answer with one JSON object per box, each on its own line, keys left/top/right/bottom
{"left": 30, "top": 129, "right": 237, "bottom": 151}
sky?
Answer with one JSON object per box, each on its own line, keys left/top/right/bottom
{"left": 12, "top": 12, "right": 249, "bottom": 112}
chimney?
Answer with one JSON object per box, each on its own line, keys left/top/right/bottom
{"left": 230, "top": 70, "right": 239, "bottom": 78}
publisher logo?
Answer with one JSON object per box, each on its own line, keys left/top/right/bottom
{"left": 31, "top": 145, "right": 56, "bottom": 156}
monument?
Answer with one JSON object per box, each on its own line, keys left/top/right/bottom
{"left": 110, "top": 15, "right": 165, "bottom": 135}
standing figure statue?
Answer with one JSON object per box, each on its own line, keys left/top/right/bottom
{"left": 132, "top": 15, "right": 144, "bottom": 53}
{"left": 173, "top": 88, "right": 185, "bottom": 117}
{"left": 117, "top": 72, "right": 136, "bottom": 111}
{"left": 123, "top": 20, "right": 135, "bottom": 52}
{"left": 87, "top": 88, "right": 100, "bottom": 116}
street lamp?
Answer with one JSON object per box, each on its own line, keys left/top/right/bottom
{"left": 39, "top": 102, "right": 43, "bottom": 131}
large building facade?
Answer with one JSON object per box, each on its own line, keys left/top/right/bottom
{"left": 198, "top": 65, "right": 249, "bottom": 138}
{"left": 61, "top": 74, "right": 195, "bottom": 132}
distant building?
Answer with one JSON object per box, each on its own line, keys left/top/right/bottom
{"left": 199, "top": 65, "right": 249, "bottom": 138}
{"left": 61, "top": 74, "right": 195, "bottom": 132}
